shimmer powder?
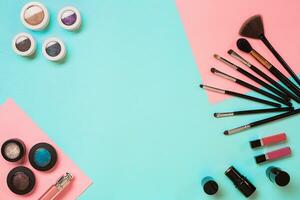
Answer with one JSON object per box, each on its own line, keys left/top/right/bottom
{"left": 46, "top": 41, "right": 62, "bottom": 57}
{"left": 24, "top": 5, "right": 44, "bottom": 25}
{"left": 21, "top": 2, "right": 49, "bottom": 30}
{"left": 12, "top": 33, "right": 36, "bottom": 56}
{"left": 1, "top": 139, "right": 26, "bottom": 162}
{"left": 7, "top": 166, "right": 35, "bottom": 195}
{"left": 33, "top": 148, "right": 52, "bottom": 167}
{"left": 15, "top": 35, "right": 31, "bottom": 52}
{"left": 29, "top": 142, "right": 58, "bottom": 171}
{"left": 58, "top": 6, "right": 81, "bottom": 31}
{"left": 61, "top": 10, "right": 77, "bottom": 26}
{"left": 42, "top": 38, "right": 66, "bottom": 61}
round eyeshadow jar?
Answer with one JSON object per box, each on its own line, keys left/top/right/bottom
{"left": 12, "top": 33, "right": 36, "bottom": 57}
{"left": 21, "top": 2, "right": 50, "bottom": 30}
{"left": 7, "top": 166, "right": 35, "bottom": 195}
{"left": 42, "top": 37, "right": 66, "bottom": 61}
{"left": 29, "top": 142, "right": 57, "bottom": 171}
{"left": 1, "top": 139, "right": 26, "bottom": 163}
{"left": 58, "top": 6, "right": 81, "bottom": 31}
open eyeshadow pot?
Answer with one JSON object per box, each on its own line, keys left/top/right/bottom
{"left": 21, "top": 2, "right": 50, "bottom": 30}
{"left": 29, "top": 142, "right": 58, "bottom": 171}
{"left": 7, "top": 166, "right": 36, "bottom": 195}
{"left": 12, "top": 33, "right": 36, "bottom": 57}
{"left": 1, "top": 139, "right": 26, "bottom": 163}
{"left": 58, "top": 6, "right": 82, "bottom": 31}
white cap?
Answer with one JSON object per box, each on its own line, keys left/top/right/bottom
{"left": 42, "top": 37, "right": 66, "bottom": 61}
{"left": 21, "top": 2, "right": 50, "bottom": 31}
{"left": 12, "top": 33, "right": 36, "bottom": 57}
{"left": 58, "top": 6, "right": 81, "bottom": 31}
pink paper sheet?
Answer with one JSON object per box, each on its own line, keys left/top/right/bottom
{"left": 176, "top": 0, "right": 300, "bottom": 103}
{"left": 0, "top": 99, "right": 92, "bottom": 200}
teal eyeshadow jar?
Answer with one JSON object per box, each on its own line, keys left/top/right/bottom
{"left": 29, "top": 143, "right": 57, "bottom": 171}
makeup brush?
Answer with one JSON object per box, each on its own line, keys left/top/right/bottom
{"left": 224, "top": 108, "right": 300, "bottom": 135}
{"left": 239, "top": 15, "right": 300, "bottom": 86}
{"left": 214, "top": 54, "right": 289, "bottom": 101}
{"left": 237, "top": 38, "right": 300, "bottom": 97}
{"left": 210, "top": 68, "right": 291, "bottom": 106}
{"left": 228, "top": 49, "right": 300, "bottom": 102}
{"left": 199, "top": 84, "right": 281, "bottom": 107}
{"left": 214, "top": 107, "right": 293, "bottom": 118}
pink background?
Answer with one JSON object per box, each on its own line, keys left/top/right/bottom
{"left": 176, "top": 0, "right": 300, "bottom": 103}
{"left": 0, "top": 99, "right": 92, "bottom": 200}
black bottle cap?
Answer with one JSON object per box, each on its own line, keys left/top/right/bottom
{"left": 250, "top": 139, "right": 262, "bottom": 149}
{"left": 225, "top": 166, "right": 256, "bottom": 197}
{"left": 255, "top": 154, "right": 267, "bottom": 164}
{"left": 267, "top": 167, "right": 290, "bottom": 187}
{"left": 203, "top": 180, "right": 218, "bottom": 195}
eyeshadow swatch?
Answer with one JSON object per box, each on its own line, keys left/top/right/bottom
{"left": 15, "top": 36, "right": 31, "bottom": 52}
{"left": 34, "top": 148, "right": 51, "bottom": 167}
{"left": 13, "top": 172, "right": 30, "bottom": 191}
{"left": 4, "top": 143, "right": 21, "bottom": 160}
{"left": 61, "top": 10, "right": 77, "bottom": 26}
{"left": 24, "top": 5, "right": 45, "bottom": 26}
{"left": 7, "top": 166, "right": 35, "bottom": 195}
{"left": 45, "top": 41, "right": 61, "bottom": 57}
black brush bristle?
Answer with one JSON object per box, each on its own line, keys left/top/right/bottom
{"left": 211, "top": 68, "right": 216, "bottom": 73}
{"left": 237, "top": 38, "right": 252, "bottom": 53}
{"left": 239, "top": 15, "right": 264, "bottom": 39}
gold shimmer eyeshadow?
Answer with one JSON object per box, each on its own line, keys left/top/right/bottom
{"left": 24, "top": 5, "right": 44, "bottom": 26}
{"left": 21, "top": 2, "right": 49, "bottom": 30}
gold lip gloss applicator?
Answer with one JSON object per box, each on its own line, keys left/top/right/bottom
{"left": 39, "top": 173, "right": 73, "bottom": 200}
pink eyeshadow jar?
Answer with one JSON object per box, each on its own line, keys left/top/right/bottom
{"left": 21, "top": 2, "right": 50, "bottom": 30}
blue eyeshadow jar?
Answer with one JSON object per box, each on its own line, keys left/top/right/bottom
{"left": 29, "top": 143, "right": 57, "bottom": 171}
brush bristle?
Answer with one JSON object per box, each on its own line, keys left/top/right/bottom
{"left": 213, "top": 54, "right": 220, "bottom": 59}
{"left": 199, "top": 84, "right": 203, "bottom": 88}
{"left": 224, "top": 130, "right": 229, "bottom": 135}
{"left": 211, "top": 68, "right": 216, "bottom": 73}
{"left": 239, "top": 15, "right": 264, "bottom": 39}
{"left": 227, "top": 49, "right": 234, "bottom": 55}
{"left": 237, "top": 38, "right": 252, "bottom": 53}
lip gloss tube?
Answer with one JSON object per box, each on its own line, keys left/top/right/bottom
{"left": 39, "top": 173, "right": 73, "bottom": 200}
{"left": 255, "top": 147, "right": 291, "bottom": 164}
{"left": 250, "top": 133, "right": 287, "bottom": 149}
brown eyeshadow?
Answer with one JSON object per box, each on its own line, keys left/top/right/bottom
{"left": 24, "top": 5, "right": 44, "bottom": 25}
{"left": 12, "top": 172, "right": 30, "bottom": 191}
{"left": 15, "top": 36, "right": 31, "bottom": 52}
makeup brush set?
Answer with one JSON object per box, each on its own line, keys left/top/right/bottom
{"left": 200, "top": 15, "right": 300, "bottom": 134}
{"left": 199, "top": 15, "right": 298, "bottom": 198}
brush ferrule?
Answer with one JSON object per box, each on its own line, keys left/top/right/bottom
{"left": 250, "top": 49, "right": 272, "bottom": 69}
{"left": 213, "top": 69, "right": 236, "bottom": 82}
{"left": 214, "top": 112, "right": 234, "bottom": 118}
{"left": 228, "top": 50, "right": 251, "bottom": 67}
{"left": 216, "top": 56, "right": 238, "bottom": 70}
{"left": 226, "top": 124, "right": 251, "bottom": 135}
{"left": 202, "top": 85, "right": 225, "bottom": 94}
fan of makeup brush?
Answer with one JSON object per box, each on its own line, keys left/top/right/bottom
{"left": 239, "top": 15, "right": 300, "bottom": 87}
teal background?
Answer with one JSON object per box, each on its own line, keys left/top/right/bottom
{"left": 0, "top": 0, "right": 299, "bottom": 199}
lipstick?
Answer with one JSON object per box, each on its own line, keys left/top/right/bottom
{"left": 266, "top": 166, "right": 290, "bottom": 187}
{"left": 255, "top": 147, "right": 291, "bottom": 164}
{"left": 39, "top": 173, "right": 73, "bottom": 200}
{"left": 250, "top": 133, "right": 287, "bottom": 149}
{"left": 225, "top": 166, "right": 256, "bottom": 197}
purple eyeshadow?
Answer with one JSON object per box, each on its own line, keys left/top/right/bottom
{"left": 61, "top": 10, "right": 77, "bottom": 26}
